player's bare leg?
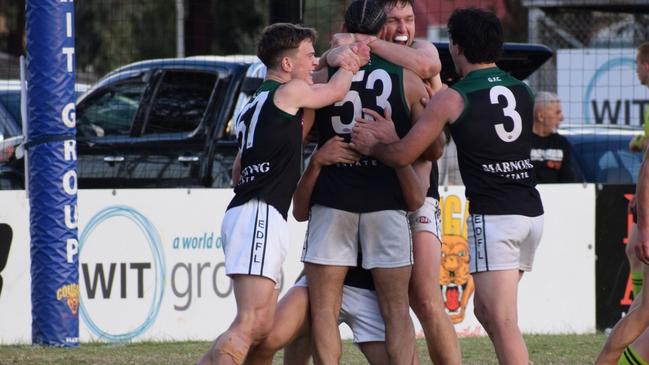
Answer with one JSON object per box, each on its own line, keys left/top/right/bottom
{"left": 305, "top": 263, "right": 348, "bottom": 365}
{"left": 409, "top": 231, "right": 461, "bottom": 364}
{"left": 281, "top": 330, "right": 312, "bottom": 365}
{"left": 597, "top": 266, "right": 649, "bottom": 365}
{"left": 244, "top": 285, "right": 310, "bottom": 365}
{"left": 473, "top": 269, "right": 527, "bottom": 365}
{"left": 372, "top": 266, "right": 416, "bottom": 365}
{"left": 359, "top": 341, "right": 390, "bottom": 365}
{"left": 199, "top": 275, "right": 278, "bottom": 365}
{"left": 624, "top": 328, "right": 649, "bottom": 365}
{"left": 359, "top": 341, "right": 421, "bottom": 365}
{"left": 627, "top": 224, "right": 644, "bottom": 299}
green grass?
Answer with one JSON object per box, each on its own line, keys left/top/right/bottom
{"left": 0, "top": 334, "right": 607, "bottom": 365}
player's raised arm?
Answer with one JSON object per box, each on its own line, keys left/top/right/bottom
{"left": 360, "top": 35, "right": 441, "bottom": 81}
{"left": 277, "top": 43, "right": 370, "bottom": 112}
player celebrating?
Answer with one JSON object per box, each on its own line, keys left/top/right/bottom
{"left": 352, "top": 8, "right": 544, "bottom": 365}
{"left": 197, "top": 23, "right": 366, "bottom": 365}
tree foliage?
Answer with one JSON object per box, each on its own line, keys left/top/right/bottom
{"left": 76, "top": 0, "right": 176, "bottom": 75}
{"left": 0, "top": 0, "right": 558, "bottom": 79}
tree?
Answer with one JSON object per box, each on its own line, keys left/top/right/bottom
{"left": 76, "top": 1, "right": 175, "bottom": 76}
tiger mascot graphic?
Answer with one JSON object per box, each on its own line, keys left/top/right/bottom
{"left": 440, "top": 234, "right": 474, "bottom": 323}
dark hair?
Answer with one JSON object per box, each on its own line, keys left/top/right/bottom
{"left": 344, "top": 0, "right": 386, "bottom": 35}
{"left": 378, "top": 0, "right": 414, "bottom": 10}
{"left": 447, "top": 8, "right": 503, "bottom": 64}
{"left": 257, "top": 23, "right": 317, "bottom": 68}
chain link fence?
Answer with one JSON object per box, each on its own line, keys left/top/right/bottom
{"left": 0, "top": 0, "right": 648, "bottom": 187}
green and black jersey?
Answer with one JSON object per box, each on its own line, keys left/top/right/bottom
{"left": 450, "top": 67, "right": 543, "bottom": 216}
{"left": 228, "top": 80, "right": 303, "bottom": 219}
{"left": 312, "top": 54, "right": 412, "bottom": 212}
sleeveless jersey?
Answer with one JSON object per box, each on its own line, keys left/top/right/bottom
{"left": 450, "top": 67, "right": 543, "bottom": 216}
{"left": 427, "top": 163, "right": 440, "bottom": 200}
{"left": 228, "top": 80, "right": 303, "bottom": 219}
{"left": 311, "top": 54, "right": 412, "bottom": 212}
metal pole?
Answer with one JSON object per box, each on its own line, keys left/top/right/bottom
{"left": 176, "top": 0, "right": 185, "bottom": 58}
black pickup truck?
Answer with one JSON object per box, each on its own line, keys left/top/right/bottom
{"left": 0, "top": 42, "right": 552, "bottom": 189}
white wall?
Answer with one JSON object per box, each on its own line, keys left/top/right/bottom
{"left": 0, "top": 184, "right": 596, "bottom": 343}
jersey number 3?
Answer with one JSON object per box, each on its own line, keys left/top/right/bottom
{"left": 490, "top": 85, "right": 522, "bottom": 143}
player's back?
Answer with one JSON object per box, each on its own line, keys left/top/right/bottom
{"left": 312, "top": 54, "right": 412, "bottom": 213}
{"left": 450, "top": 67, "right": 543, "bottom": 217}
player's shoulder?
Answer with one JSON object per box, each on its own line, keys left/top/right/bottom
{"left": 275, "top": 78, "right": 310, "bottom": 98}
{"left": 411, "top": 39, "right": 437, "bottom": 53}
{"left": 282, "top": 78, "right": 311, "bottom": 90}
{"left": 434, "top": 87, "right": 465, "bottom": 122}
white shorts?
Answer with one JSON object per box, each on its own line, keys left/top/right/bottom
{"left": 294, "top": 276, "right": 385, "bottom": 343}
{"left": 408, "top": 197, "right": 442, "bottom": 238}
{"left": 467, "top": 214, "right": 544, "bottom": 273}
{"left": 221, "top": 198, "right": 288, "bottom": 287}
{"left": 302, "top": 205, "right": 412, "bottom": 269}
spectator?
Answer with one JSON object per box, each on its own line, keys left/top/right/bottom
{"left": 530, "top": 91, "right": 575, "bottom": 183}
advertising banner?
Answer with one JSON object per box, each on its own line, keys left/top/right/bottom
{"left": 557, "top": 48, "right": 649, "bottom": 126}
{"left": 0, "top": 184, "right": 597, "bottom": 344}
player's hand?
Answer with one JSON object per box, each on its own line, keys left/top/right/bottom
{"left": 327, "top": 45, "right": 361, "bottom": 73}
{"left": 354, "top": 42, "right": 371, "bottom": 68}
{"left": 311, "top": 136, "right": 361, "bottom": 167}
{"left": 357, "top": 107, "right": 399, "bottom": 144}
{"left": 351, "top": 107, "right": 397, "bottom": 155}
{"left": 350, "top": 125, "right": 378, "bottom": 156}
{"left": 423, "top": 83, "right": 434, "bottom": 102}
{"left": 353, "top": 34, "right": 377, "bottom": 46}
{"left": 331, "top": 33, "right": 355, "bottom": 47}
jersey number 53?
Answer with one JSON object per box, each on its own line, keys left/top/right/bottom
{"left": 330, "top": 69, "right": 393, "bottom": 135}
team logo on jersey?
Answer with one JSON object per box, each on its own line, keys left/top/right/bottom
{"left": 440, "top": 235, "right": 474, "bottom": 324}
{"left": 415, "top": 216, "right": 431, "bottom": 224}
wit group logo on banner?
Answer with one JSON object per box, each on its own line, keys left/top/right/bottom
{"left": 557, "top": 48, "right": 649, "bottom": 126}
{"left": 79, "top": 206, "right": 166, "bottom": 342}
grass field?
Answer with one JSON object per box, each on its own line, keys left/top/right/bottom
{"left": 0, "top": 333, "right": 607, "bottom": 365}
